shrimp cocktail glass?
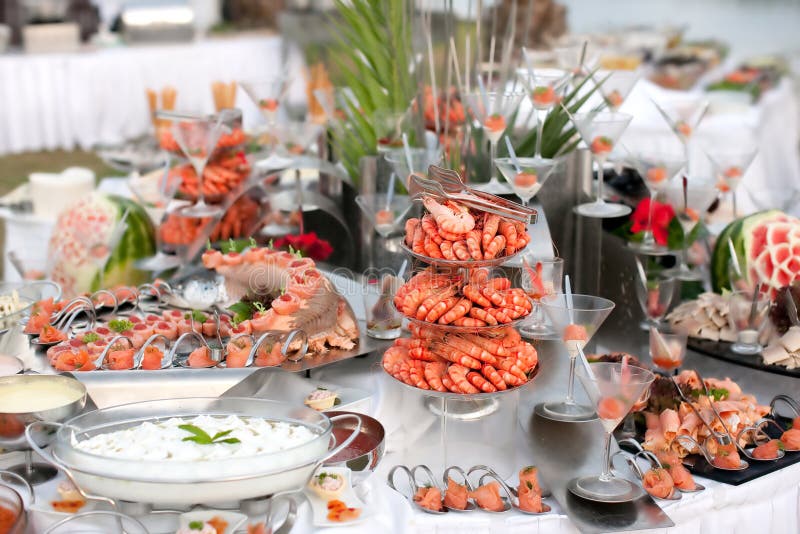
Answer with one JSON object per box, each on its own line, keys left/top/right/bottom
{"left": 516, "top": 65, "right": 570, "bottom": 159}
{"left": 707, "top": 148, "right": 758, "bottom": 219}
{"left": 571, "top": 362, "right": 655, "bottom": 502}
{"left": 171, "top": 110, "right": 235, "bottom": 218}
{"left": 241, "top": 78, "right": 289, "bottom": 126}
{"left": 634, "top": 269, "right": 676, "bottom": 331}
{"left": 627, "top": 151, "right": 685, "bottom": 255}
{"left": 494, "top": 157, "right": 560, "bottom": 207}
{"left": 597, "top": 69, "right": 640, "bottom": 111}
{"left": 364, "top": 274, "right": 403, "bottom": 339}
{"left": 648, "top": 328, "right": 687, "bottom": 375}
{"left": 540, "top": 294, "right": 615, "bottom": 421}
{"left": 651, "top": 96, "right": 708, "bottom": 178}
{"left": 662, "top": 182, "right": 717, "bottom": 281}
{"left": 520, "top": 257, "right": 564, "bottom": 339}
{"left": 463, "top": 90, "right": 526, "bottom": 195}
{"left": 570, "top": 111, "right": 633, "bottom": 219}
{"left": 384, "top": 146, "right": 442, "bottom": 183}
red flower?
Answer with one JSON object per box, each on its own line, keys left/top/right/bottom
{"left": 630, "top": 198, "right": 675, "bottom": 246}
{"left": 273, "top": 232, "right": 334, "bottom": 262}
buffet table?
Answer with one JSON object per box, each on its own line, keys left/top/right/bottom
{"left": 0, "top": 35, "right": 305, "bottom": 155}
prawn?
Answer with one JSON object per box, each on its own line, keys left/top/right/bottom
{"left": 422, "top": 198, "right": 475, "bottom": 233}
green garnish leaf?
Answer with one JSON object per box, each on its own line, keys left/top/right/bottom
{"left": 190, "top": 309, "right": 208, "bottom": 323}
{"left": 268, "top": 238, "right": 274, "bottom": 249}
{"left": 82, "top": 332, "right": 100, "bottom": 343}
{"left": 253, "top": 301, "right": 266, "bottom": 313}
{"left": 179, "top": 424, "right": 240, "bottom": 445}
{"left": 108, "top": 319, "right": 134, "bottom": 333}
{"left": 526, "top": 481, "right": 533, "bottom": 490}
{"left": 690, "top": 387, "right": 729, "bottom": 401}
{"left": 206, "top": 240, "right": 211, "bottom": 251}
{"left": 249, "top": 237, "right": 257, "bottom": 248}
{"left": 333, "top": 397, "right": 342, "bottom": 406}
{"left": 189, "top": 521, "right": 204, "bottom": 530}
{"left": 778, "top": 440, "right": 785, "bottom": 451}
{"left": 228, "top": 301, "right": 255, "bottom": 324}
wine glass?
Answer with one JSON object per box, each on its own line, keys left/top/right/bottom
{"left": 170, "top": 111, "right": 232, "bottom": 218}
{"left": 519, "top": 257, "right": 564, "bottom": 339}
{"left": 649, "top": 328, "right": 687, "bottom": 375}
{"left": 463, "top": 90, "right": 526, "bottom": 194}
{"left": 570, "top": 111, "right": 633, "bottom": 218}
{"left": 355, "top": 193, "right": 415, "bottom": 238}
{"left": 384, "top": 146, "right": 443, "bottom": 181}
{"left": 540, "top": 293, "right": 615, "bottom": 420}
{"left": 626, "top": 149, "right": 685, "bottom": 254}
{"left": 662, "top": 182, "right": 718, "bottom": 281}
{"left": 596, "top": 69, "right": 640, "bottom": 111}
{"left": 706, "top": 148, "right": 757, "bottom": 219}
{"left": 634, "top": 269, "right": 677, "bottom": 330}
{"left": 570, "top": 361, "right": 655, "bottom": 502}
{"left": 651, "top": 97, "right": 709, "bottom": 178}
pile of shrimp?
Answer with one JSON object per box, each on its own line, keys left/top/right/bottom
{"left": 393, "top": 268, "right": 531, "bottom": 327}
{"left": 404, "top": 197, "right": 531, "bottom": 261}
{"left": 383, "top": 323, "right": 538, "bottom": 394}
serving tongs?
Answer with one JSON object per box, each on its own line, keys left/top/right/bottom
{"left": 387, "top": 464, "right": 448, "bottom": 514}
{"left": 409, "top": 168, "right": 536, "bottom": 224}
{"left": 467, "top": 465, "right": 549, "bottom": 514}
{"left": 669, "top": 376, "right": 749, "bottom": 470}
{"left": 428, "top": 165, "right": 538, "bottom": 223}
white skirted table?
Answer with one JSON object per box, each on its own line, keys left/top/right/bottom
{"left": 0, "top": 34, "right": 305, "bottom": 155}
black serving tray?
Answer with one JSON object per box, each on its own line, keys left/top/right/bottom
{"left": 619, "top": 415, "right": 800, "bottom": 486}
{"left": 688, "top": 337, "right": 800, "bottom": 379}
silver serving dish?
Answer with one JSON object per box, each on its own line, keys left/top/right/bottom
{"left": 26, "top": 397, "right": 361, "bottom": 506}
{"left": 323, "top": 410, "right": 385, "bottom": 483}
{"left": 0, "top": 280, "right": 61, "bottom": 335}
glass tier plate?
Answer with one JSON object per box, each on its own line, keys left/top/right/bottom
{"left": 399, "top": 243, "right": 526, "bottom": 269}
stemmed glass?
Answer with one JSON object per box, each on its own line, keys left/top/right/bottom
{"left": 170, "top": 111, "right": 231, "bottom": 218}
{"left": 727, "top": 289, "right": 770, "bottom": 355}
{"left": 663, "top": 182, "right": 718, "bottom": 281}
{"left": 596, "top": 69, "right": 640, "bottom": 111}
{"left": 241, "top": 78, "right": 289, "bottom": 126}
{"left": 553, "top": 41, "right": 599, "bottom": 82}
{"left": 373, "top": 109, "right": 408, "bottom": 153}
{"left": 651, "top": 97, "right": 709, "bottom": 177}
{"left": 649, "top": 328, "right": 687, "bottom": 375}
{"left": 706, "top": 148, "right": 757, "bottom": 218}
{"left": 540, "top": 293, "right": 615, "bottom": 420}
{"left": 384, "top": 146, "right": 443, "bottom": 181}
{"left": 634, "top": 269, "right": 676, "bottom": 330}
{"left": 463, "top": 90, "right": 526, "bottom": 194}
{"left": 494, "top": 156, "right": 559, "bottom": 206}
{"left": 570, "top": 361, "right": 655, "bottom": 502}
{"left": 516, "top": 60, "right": 570, "bottom": 158}
{"left": 569, "top": 111, "right": 633, "bottom": 218}
{"left": 519, "top": 257, "right": 564, "bottom": 339}
{"left": 627, "top": 150, "right": 685, "bottom": 254}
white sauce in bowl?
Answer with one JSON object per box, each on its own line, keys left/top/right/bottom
{"left": 72, "top": 415, "right": 318, "bottom": 462}
{"left": 0, "top": 382, "right": 83, "bottom": 413}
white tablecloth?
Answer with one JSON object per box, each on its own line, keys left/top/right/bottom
{"left": 619, "top": 77, "right": 800, "bottom": 217}
{"left": 0, "top": 35, "right": 306, "bottom": 155}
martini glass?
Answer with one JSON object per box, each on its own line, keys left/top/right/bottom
{"left": 463, "top": 90, "right": 526, "bottom": 194}
{"left": 540, "top": 293, "right": 615, "bottom": 420}
{"left": 663, "top": 182, "right": 718, "bottom": 281}
{"left": 651, "top": 97, "right": 709, "bottom": 178}
{"left": 706, "top": 148, "right": 757, "bottom": 219}
{"left": 570, "top": 111, "right": 633, "bottom": 218}
{"left": 627, "top": 151, "right": 685, "bottom": 254}
{"left": 241, "top": 78, "right": 288, "bottom": 126}
{"left": 171, "top": 111, "right": 229, "bottom": 218}
{"left": 520, "top": 256, "right": 564, "bottom": 339}
{"left": 494, "top": 156, "right": 559, "bottom": 206}
{"left": 355, "top": 193, "right": 414, "bottom": 238}
{"left": 597, "top": 69, "right": 640, "bottom": 111}
{"left": 553, "top": 42, "right": 599, "bottom": 82}
{"left": 516, "top": 66, "right": 570, "bottom": 158}
{"left": 570, "top": 361, "right": 655, "bottom": 502}
{"left": 275, "top": 120, "right": 323, "bottom": 156}
{"left": 384, "top": 146, "right": 442, "bottom": 181}
{"left": 373, "top": 109, "right": 407, "bottom": 153}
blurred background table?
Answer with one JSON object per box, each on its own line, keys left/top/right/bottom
{"left": 0, "top": 34, "right": 306, "bottom": 155}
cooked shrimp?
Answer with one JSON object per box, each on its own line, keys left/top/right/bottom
{"left": 448, "top": 364, "right": 480, "bottom": 393}
{"left": 422, "top": 198, "right": 475, "bottom": 233}
{"left": 481, "top": 214, "right": 500, "bottom": 250}
{"left": 452, "top": 240, "right": 471, "bottom": 261}
{"left": 438, "top": 298, "right": 472, "bottom": 325}
{"left": 423, "top": 361, "right": 448, "bottom": 392}
{"left": 481, "top": 364, "right": 507, "bottom": 390}
{"left": 421, "top": 215, "right": 444, "bottom": 244}
{"left": 483, "top": 235, "right": 507, "bottom": 259}
{"left": 467, "top": 371, "right": 497, "bottom": 393}
{"left": 425, "top": 296, "right": 459, "bottom": 323}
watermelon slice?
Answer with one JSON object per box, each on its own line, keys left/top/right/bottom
{"left": 712, "top": 210, "right": 800, "bottom": 298}
{"left": 48, "top": 193, "right": 156, "bottom": 298}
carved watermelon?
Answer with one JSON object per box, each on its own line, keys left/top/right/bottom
{"left": 712, "top": 210, "right": 800, "bottom": 297}
{"left": 48, "top": 193, "right": 156, "bottom": 298}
